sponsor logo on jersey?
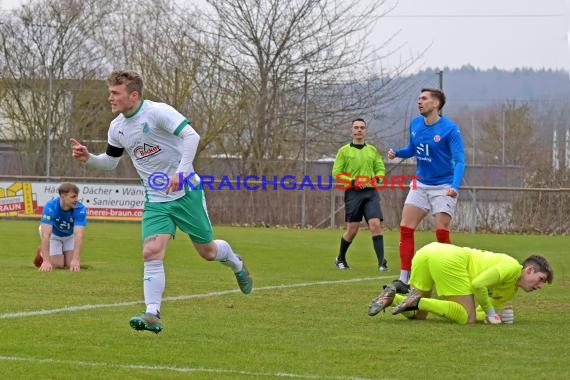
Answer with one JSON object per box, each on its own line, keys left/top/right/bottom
{"left": 134, "top": 143, "right": 162, "bottom": 160}
{"left": 416, "top": 143, "right": 426, "bottom": 155}
{"left": 433, "top": 134, "right": 441, "bottom": 142}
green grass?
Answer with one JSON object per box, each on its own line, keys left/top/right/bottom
{"left": 0, "top": 219, "right": 567, "bottom": 379}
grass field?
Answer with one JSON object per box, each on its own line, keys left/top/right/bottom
{"left": 0, "top": 219, "right": 567, "bottom": 379}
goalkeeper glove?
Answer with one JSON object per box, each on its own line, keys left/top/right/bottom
{"left": 500, "top": 307, "right": 514, "bottom": 324}
{"left": 485, "top": 307, "right": 502, "bottom": 325}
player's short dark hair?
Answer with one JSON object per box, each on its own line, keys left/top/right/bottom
{"left": 352, "top": 118, "right": 366, "bottom": 126}
{"left": 522, "top": 255, "right": 554, "bottom": 284}
{"left": 421, "top": 88, "right": 446, "bottom": 111}
{"left": 58, "top": 182, "right": 79, "bottom": 196}
{"left": 107, "top": 70, "right": 144, "bottom": 97}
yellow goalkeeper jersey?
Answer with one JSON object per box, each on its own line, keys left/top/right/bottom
{"left": 466, "top": 247, "right": 523, "bottom": 311}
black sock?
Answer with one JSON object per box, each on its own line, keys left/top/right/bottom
{"left": 338, "top": 237, "right": 352, "bottom": 261}
{"left": 372, "top": 235, "right": 385, "bottom": 266}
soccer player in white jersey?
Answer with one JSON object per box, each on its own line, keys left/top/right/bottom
{"left": 70, "top": 70, "right": 252, "bottom": 334}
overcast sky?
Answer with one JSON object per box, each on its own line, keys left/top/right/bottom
{"left": 2, "top": 0, "right": 569, "bottom": 73}
{"left": 373, "top": 0, "right": 570, "bottom": 73}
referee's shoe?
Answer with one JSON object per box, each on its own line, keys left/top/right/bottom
{"left": 335, "top": 257, "right": 351, "bottom": 270}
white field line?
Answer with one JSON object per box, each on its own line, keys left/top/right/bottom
{"left": 0, "top": 355, "right": 379, "bottom": 380}
{"left": 0, "top": 276, "right": 392, "bottom": 320}
{"left": 0, "top": 276, "right": 392, "bottom": 379}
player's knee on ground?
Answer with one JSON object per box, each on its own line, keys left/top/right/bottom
{"left": 51, "top": 257, "right": 66, "bottom": 268}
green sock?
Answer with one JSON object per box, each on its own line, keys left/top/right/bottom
{"left": 418, "top": 298, "right": 468, "bottom": 324}
{"left": 392, "top": 293, "right": 406, "bottom": 305}
{"left": 400, "top": 310, "right": 418, "bottom": 319}
{"left": 475, "top": 308, "right": 486, "bottom": 322}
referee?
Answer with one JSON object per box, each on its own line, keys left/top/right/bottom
{"left": 332, "top": 118, "right": 387, "bottom": 271}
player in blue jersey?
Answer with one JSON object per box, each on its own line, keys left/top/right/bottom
{"left": 388, "top": 88, "right": 465, "bottom": 284}
{"left": 35, "top": 182, "right": 87, "bottom": 272}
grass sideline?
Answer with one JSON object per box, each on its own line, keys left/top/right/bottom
{"left": 0, "top": 219, "right": 567, "bottom": 380}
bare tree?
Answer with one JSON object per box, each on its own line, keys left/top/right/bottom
{"left": 92, "top": 0, "right": 238, "bottom": 171}
{"left": 477, "top": 101, "right": 541, "bottom": 166}
{"left": 195, "top": 0, "right": 416, "bottom": 175}
{"left": 0, "top": 0, "right": 113, "bottom": 176}
{"left": 1, "top": 0, "right": 419, "bottom": 179}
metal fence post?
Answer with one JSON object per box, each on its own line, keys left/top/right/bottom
{"left": 470, "top": 188, "right": 477, "bottom": 233}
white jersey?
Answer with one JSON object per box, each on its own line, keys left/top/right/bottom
{"left": 107, "top": 99, "right": 199, "bottom": 202}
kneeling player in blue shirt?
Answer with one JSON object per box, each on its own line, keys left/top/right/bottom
{"left": 35, "top": 182, "right": 87, "bottom": 272}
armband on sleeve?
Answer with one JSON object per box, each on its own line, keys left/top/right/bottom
{"left": 106, "top": 144, "right": 124, "bottom": 158}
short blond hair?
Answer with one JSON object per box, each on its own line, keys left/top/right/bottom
{"left": 107, "top": 70, "right": 144, "bottom": 96}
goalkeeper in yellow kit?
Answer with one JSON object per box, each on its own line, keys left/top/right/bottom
{"left": 368, "top": 242, "right": 553, "bottom": 324}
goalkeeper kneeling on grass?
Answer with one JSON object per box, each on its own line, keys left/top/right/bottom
{"left": 367, "top": 242, "right": 553, "bottom": 324}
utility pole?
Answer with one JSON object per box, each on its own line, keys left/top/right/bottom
{"left": 46, "top": 66, "right": 53, "bottom": 177}
{"left": 437, "top": 70, "right": 443, "bottom": 115}
{"left": 174, "top": 67, "right": 179, "bottom": 109}
{"left": 502, "top": 109, "right": 506, "bottom": 165}
{"left": 301, "top": 69, "right": 308, "bottom": 228}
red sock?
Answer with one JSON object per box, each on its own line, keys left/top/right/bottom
{"left": 399, "top": 226, "right": 415, "bottom": 271}
{"left": 436, "top": 229, "right": 451, "bottom": 244}
{"left": 33, "top": 246, "right": 43, "bottom": 268}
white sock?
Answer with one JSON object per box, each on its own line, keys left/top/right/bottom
{"left": 399, "top": 270, "right": 410, "bottom": 284}
{"left": 214, "top": 239, "right": 243, "bottom": 273}
{"left": 143, "top": 260, "right": 165, "bottom": 316}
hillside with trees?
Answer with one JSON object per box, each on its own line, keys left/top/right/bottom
{"left": 375, "top": 66, "right": 570, "bottom": 168}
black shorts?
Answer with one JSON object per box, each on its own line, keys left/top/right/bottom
{"left": 344, "top": 188, "right": 383, "bottom": 223}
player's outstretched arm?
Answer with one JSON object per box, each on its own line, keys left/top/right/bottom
{"left": 70, "top": 138, "right": 90, "bottom": 162}
{"left": 71, "top": 138, "right": 122, "bottom": 171}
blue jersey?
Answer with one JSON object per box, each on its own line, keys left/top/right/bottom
{"left": 40, "top": 197, "right": 87, "bottom": 237}
{"left": 394, "top": 115, "right": 465, "bottom": 189}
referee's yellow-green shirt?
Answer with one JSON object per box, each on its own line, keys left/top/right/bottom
{"left": 332, "top": 143, "right": 385, "bottom": 187}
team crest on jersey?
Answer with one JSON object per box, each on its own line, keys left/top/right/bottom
{"left": 433, "top": 135, "right": 441, "bottom": 142}
{"left": 142, "top": 122, "right": 150, "bottom": 134}
{"left": 134, "top": 143, "right": 162, "bottom": 160}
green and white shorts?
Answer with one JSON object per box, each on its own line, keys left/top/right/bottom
{"left": 141, "top": 189, "right": 213, "bottom": 244}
